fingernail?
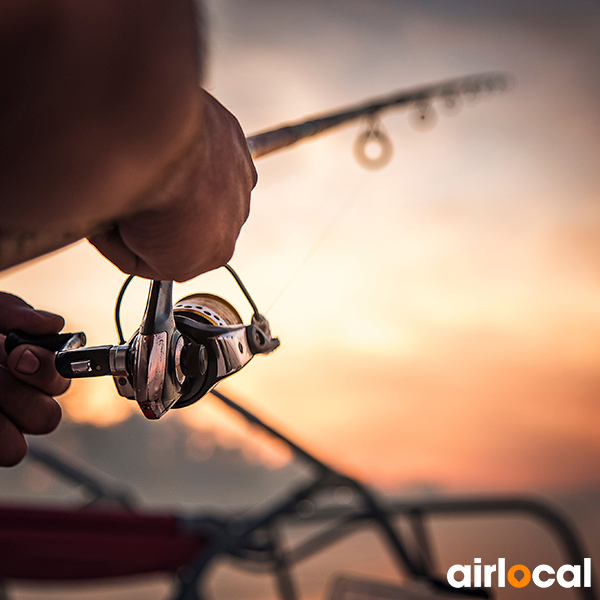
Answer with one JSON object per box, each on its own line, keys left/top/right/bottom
{"left": 16, "top": 349, "right": 41, "bottom": 375}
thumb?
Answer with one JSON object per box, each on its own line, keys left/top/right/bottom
{"left": 7, "top": 345, "right": 70, "bottom": 397}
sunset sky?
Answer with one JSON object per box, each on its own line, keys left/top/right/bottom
{"left": 2, "top": 0, "right": 600, "bottom": 494}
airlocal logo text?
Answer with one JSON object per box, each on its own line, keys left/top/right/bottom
{"left": 447, "top": 558, "right": 592, "bottom": 589}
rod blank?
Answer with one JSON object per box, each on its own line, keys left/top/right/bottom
{"left": 246, "top": 72, "right": 510, "bottom": 159}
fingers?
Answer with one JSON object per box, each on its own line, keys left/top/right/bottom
{"left": 88, "top": 228, "right": 166, "bottom": 281}
{"left": 0, "top": 294, "right": 67, "bottom": 468}
{"left": 87, "top": 89, "right": 257, "bottom": 283}
{"left": 0, "top": 292, "right": 64, "bottom": 335}
{"left": 88, "top": 228, "right": 148, "bottom": 278}
{"left": 0, "top": 414, "right": 28, "bottom": 467}
{"left": 6, "top": 345, "right": 70, "bottom": 397}
{"left": 0, "top": 367, "right": 61, "bottom": 436}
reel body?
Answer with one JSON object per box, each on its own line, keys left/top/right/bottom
{"left": 5, "top": 273, "right": 279, "bottom": 420}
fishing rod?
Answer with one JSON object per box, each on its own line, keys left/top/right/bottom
{"left": 247, "top": 72, "right": 510, "bottom": 166}
{"left": 4, "top": 72, "right": 510, "bottom": 420}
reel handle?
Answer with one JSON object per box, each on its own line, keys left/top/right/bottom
{"left": 4, "top": 331, "right": 122, "bottom": 380}
{"left": 55, "top": 346, "right": 116, "bottom": 378}
{"left": 4, "top": 330, "right": 86, "bottom": 356}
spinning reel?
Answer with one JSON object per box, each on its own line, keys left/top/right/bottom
{"left": 5, "top": 267, "right": 279, "bottom": 420}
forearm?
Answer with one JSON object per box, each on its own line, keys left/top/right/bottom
{"left": 0, "top": 0, "right": 203, "bottom": 233}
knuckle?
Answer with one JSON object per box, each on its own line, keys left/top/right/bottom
{"left": 0, "top": 444, "right": 27, "bottom": 467}
{"left": 168, "top": 259, "right": 203, "bottom": 283}
{"left": 0, "top": 420, "right": 27, "bottom": 467}
{"left": 215, "top": 237, "right": 237, "bottom": 267}
{"left": 43, "top": 368, "right": 71, "bottom": 397}
{"left": 54, "top": 377, "right": 71, "bottom": 396}
{"left": 25, "top": 396, "right": 62, "bottom": 435}
{"left": 172, "top": 268, "right": 196, "bottom": 283}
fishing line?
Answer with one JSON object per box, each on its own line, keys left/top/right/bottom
{"left": 265, "top": 191, "right": 362, "bottom": 314}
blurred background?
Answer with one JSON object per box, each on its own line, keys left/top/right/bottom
{"left": 1, "top": 0, "right": 600, "bottom": 598}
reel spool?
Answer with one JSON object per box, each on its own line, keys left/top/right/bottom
{"left": 174, "top": 293, "right": 244, "bottom": 327}
{"left": 169, "top": 290, "right": 263, "bottom": 412}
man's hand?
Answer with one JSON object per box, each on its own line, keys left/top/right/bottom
{"left": 0, "top": 293, "right": 69, "bottom": 466}
{"left": 89, "top": 91, "right": 257, "bottom": 282}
